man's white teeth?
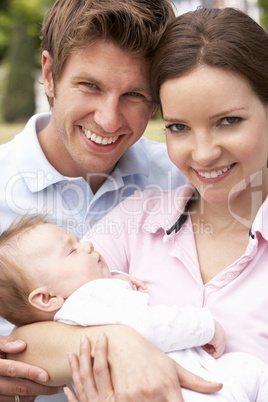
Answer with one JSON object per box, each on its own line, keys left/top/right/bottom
{"left": 197, "top": 165, "right": 232, "bottom": 179}
{"left": 82, "top": 127, "right": 119, "bottom": 145}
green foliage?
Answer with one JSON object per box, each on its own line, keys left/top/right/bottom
{"left": 2, "top": 19, "right": 36, "bottom": 121}
{"left": 258, "top": 0, "right": 268, "bottom": 30}
{"left": 0, "top": 0, "right": 54, "bottom": 61}
{"left": 1, "top": 0, "right": 54, "bottom": 121}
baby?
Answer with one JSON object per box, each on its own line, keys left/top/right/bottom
{"left": 0, "top": 215, "right": 267, "bottom": 401}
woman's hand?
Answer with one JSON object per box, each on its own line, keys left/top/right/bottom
{"left": 64, "top": 333, "right": 115, "bottom": 402}
{"left": 65, "top": 332, "right": 223, "bottom": 402}
{"left": 0, "top": 335, "right": 63, "bottom": 401}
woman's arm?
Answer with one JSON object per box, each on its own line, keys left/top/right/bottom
{"left": 10, "top": 321, "right": 222, "bottom": 400}
{"left": 0, "top": 334, "right": 63, "bottom": 400}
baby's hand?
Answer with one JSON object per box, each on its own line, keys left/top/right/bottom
{"left": 112, "top": 272, "right": 147, "bottom": 290}
{"left": 201, "top": 320, "right": 225, "bottom": 359}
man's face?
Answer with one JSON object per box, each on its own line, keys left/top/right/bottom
{"left": 41, "top": 40, "right": 155, "bottom": 182}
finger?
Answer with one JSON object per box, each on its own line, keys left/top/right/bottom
{"left": 0, "top": 396, "right": 36, "bottom": 402}
{"left": 68, "top": 352, "right": 86, "bottom": 400}
{"left": 93, "top": 333, "right": 115, "bottom": 400}
{"left": 0, "top": 359, "right": 50, "bottom": 383}
{"left": 64, "top": 386, "right": 79, "bottom": 402}
{"left": 128, "top": 276, "right": 147, "bottom": 289}
{"left": 176, "top": 363, "right": 223, "bottom": 394}
{"left": 75, "top": 336, "right": 99, "bottom": 399}
{"left": 68, "top": 345, "right": 97, "bottom": 402}
{"left": 0, "top": 336, "right": 26, "bottom": 354}
{"left": 0, "top": 376, "right": 63, "bottom": 397}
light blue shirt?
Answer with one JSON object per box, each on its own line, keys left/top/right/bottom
{"left": 0, "top": 113, "right": 185, "bottom": 400}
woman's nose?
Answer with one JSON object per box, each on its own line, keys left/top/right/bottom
{"left": 192, "top": 133, "right": 221, "bottom": 166}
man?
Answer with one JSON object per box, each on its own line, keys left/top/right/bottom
{"left": 0, "top": 1, "right": 217, "bottom": 401}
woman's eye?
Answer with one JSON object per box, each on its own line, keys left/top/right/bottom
{"left": 165, "top": 123, "right": 188, "bottom": 132}
{"left": 220, "top": 117, "right": 241, "bottom": 126}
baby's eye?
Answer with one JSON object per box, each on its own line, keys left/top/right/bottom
{"left": 69, "top": 247, "right": 76, "bottom": 255}
{"left": 220, "top": 117, "right": 241, "bottom": 126}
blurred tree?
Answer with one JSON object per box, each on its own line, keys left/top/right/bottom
{"left": 2, "top": 18, "right": 36, "bottom": 121}
{"left": 1, "top": 0, "right": 54, "bottom": 121}
{"left": 258, "top": 0, "right": 268, "bottom": 30}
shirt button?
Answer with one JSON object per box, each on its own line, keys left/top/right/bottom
{"left": 226, "top": 272, "right": 235, "bottom": 280}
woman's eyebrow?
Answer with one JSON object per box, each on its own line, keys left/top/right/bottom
{"left": 209, "top": 107, "right": 246, "bottom": 120}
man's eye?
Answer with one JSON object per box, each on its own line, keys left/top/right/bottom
{"left": 126, "top": 91, "right": 140, "bottom": 97}
{"left": 81, "top": 82, "right": 97, "bottom": 89}
{"left": 125, "top": 92, "right": 147, "bottom": 103}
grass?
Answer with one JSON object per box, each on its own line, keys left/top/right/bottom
{"left": 0, "top": 117, "right": 166, "bottom": 145}
{"left": 0, "top": 122, "right": 26, "bottom": 145}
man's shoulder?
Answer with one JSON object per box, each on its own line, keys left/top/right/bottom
{"left": 138, "top": 136, "right": 166, "bottom": 152}
{"left": 0, "top": 137, "right": 17, "bottom": 170}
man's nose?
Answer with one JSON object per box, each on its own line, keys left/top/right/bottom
{"left": 94, "top": 96, "right": 124, "bottom": 133}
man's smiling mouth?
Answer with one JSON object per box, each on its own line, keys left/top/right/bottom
{"left": 82, "top": 127, "right": 119, "bottom": 146}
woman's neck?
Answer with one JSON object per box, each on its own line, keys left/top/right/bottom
{"left": 189, "top": 180, "right": 268, "bottom": 284}
{"left": 192, "top": 178, "right": 268, "bottom": 234}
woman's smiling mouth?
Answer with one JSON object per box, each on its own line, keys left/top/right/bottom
{"left": 196, "top": 164, "right": 234, "bottom": 179}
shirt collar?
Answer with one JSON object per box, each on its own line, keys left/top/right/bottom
{"left": 141, "top": 182, "right": 196, "bottom": 234}
{"left": 92, "top": 137, "right": 152, "bottom": 199}
{"left": 14, "top": 113, "right": 67, "bottom": 192}
{"left": 251, "top": 194, "right": 268, "bottom": 241}
{"left": 115, "top": 137, "right": 150, "bottom": 178}
{"left": 141, "top": 183, "right": 268, "bottom": 242}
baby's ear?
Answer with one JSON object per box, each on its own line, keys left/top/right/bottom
{"left": 28, "top": 287, "right": 64, "bottom": 313}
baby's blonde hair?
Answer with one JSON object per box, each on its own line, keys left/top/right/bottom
{"left": 0, "top": 215, "right": 48, "bottom": 326}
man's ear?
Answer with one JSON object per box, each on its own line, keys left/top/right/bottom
{"left": 28, "top": 287, "right": 64, "bottom": 313}
{"left": 42, "top": 50, "right": 55, "bottom": 98}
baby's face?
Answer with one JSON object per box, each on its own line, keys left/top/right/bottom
{"left": 21, "top": 223, "right": 111, "bottom": 298}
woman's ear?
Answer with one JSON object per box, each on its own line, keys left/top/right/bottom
{"left": 28, "top": 287, "right": 64, "bottom": 313}
{"left": 42, "top": 50, "right": 55, "bottom": 98}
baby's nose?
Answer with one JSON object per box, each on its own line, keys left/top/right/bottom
{"left": 82, "top": 241, "right": 94, "bottom": 253}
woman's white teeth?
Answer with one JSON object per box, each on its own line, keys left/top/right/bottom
{"left": 82, "top": 128, "right": 119, "bottom": 145}
{"left": 198, "top": 165, "right": 231, "bottom": 179}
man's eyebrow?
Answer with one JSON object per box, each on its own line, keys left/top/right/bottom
{"left": 72, "top": 73, "right": 151, "bottom": 94}
{"left": 71, "top": 73, "right": 101, "bottom": 85}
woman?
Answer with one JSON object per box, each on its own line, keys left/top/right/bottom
{"left": 66, "top": 6, "right": 268, "bottom": 400}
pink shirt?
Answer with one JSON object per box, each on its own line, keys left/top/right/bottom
{"left": 84, "top": 183, "right": 268, "bottom": 364}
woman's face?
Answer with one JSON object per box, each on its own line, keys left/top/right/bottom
{"left": 160, "top": 65, "right": 268, "bottom": 206}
